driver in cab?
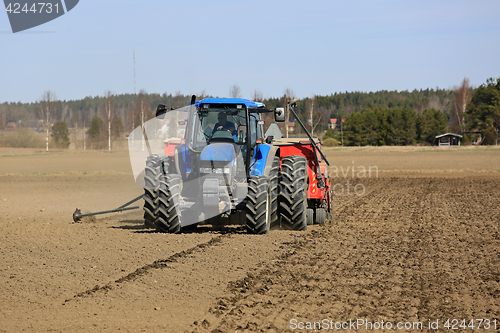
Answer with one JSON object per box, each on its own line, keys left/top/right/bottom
{"left": 212, "top": 112, "right": 236, "bottom": 140}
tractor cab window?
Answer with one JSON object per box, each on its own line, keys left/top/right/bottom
{"left": 192, "top": 105, "right": 260, "bottom": 165}
{"left": 249, "top": 115, "right": 262, "bottom": 144}
{"left": 194, "top": 107, "right": 257, "bottom": 146}
{"left": 195, "top": 111, "right": 237, "bottom": 143}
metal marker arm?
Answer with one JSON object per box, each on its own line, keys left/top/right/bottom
{"left": 73, "top": 194, "right": 144, "bottom": 223}
{"left": 288, "top": 103, "right": 330, "bottom": 166}
{"left": 288, "top": 103, "right": 330, "bottom": 188}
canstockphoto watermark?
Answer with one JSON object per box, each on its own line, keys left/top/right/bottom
{"left": 4, "top": 0, "right": 79, "bottom": 33}
{"left": 328, "top": 161, "right": 378, "bottom": 196}
{"left": 290, "top": 318, "right": 499, "bottom": 330}
{"left": 290, "top": 318, "right": 423, "bottom": 330}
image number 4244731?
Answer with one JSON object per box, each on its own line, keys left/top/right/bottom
{"left": 3, "top": 0, "right": 79, "bottom": 33}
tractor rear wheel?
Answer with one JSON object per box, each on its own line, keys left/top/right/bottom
{"left": 245, "top": 176, "right": 271, "bottom": 234}
{"left": 156, "top": 174, "right": 182, "bottom": 233}
{"left": 279, "top": 155, "right": 307, "bottom": 231}
{"left": 143, "top": 155, "right": 163, "bottom": 229}
{"left": 270, "top": 156, "right": 280, "bottom": 226}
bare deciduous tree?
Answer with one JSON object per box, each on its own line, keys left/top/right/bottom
{"left": 252, "top": 90, "right": 263, "bottom": 102}
{"left": 105, "top": 91, "right": 114, "bottom": 152}
{"left": 173, "top": 91, "right": 183, "bottom": 108}
{"left": 0, "top": 103, "right": 6, "bottom": 130}
{"left": 451, "top": 78, "right": 472, "bottom": 132}
{"left": 229, "top": 84, "right": 241, "bottom": 98}
{"left": 38, "top": 90, "right": 57, "bottom": 152}
{"left": 316, "top": 105, "right": 331, "bottom": 133}
{"left": 131, "top": 90, "right": 151, "bottom": 151}
{"left": 140, "top": 90, "right": 146, "bottom": 151}
{"left": 198, "top": 89, "right": 208, "bottom": 101}
{"left": 308, "top": 96, "right": 314, "bottom": 134}
{"left": 284, "top": 88, "right": 296, "bottom": 138}
{"left": 306, "top": 96, "right": 324, "bottom": 135}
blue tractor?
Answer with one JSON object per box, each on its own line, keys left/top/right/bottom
{"left": 129, "top": 96, "right": 309, "bottom": 234}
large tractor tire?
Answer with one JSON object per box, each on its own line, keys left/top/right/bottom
{"left": 279, "top": 155, "right": 307, "bottom": 231}
{"left": 143, "top": 155, "right": 163, "bottom": 229}
{"left": 156, "top": 174, "right": 182, "bottom": 234}
{"left": 245, "top": 176, "right": 271, "bottom": 234}
{"left": 270, "top": 156, "right": 280, "bottom": 226}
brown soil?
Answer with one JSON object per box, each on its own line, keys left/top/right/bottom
{"left": 0, "top": 147, "right": 499, "bottom": 332}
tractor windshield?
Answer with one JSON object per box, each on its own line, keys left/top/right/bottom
{"left": 190, "top": 105, "right": 261, "bottom": 168}
{"left": 192, "top": 107, "right": 256, "bottom": 147}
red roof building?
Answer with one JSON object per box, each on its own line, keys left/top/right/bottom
{"left": 6, "top": 122, "right": 17, "bottom": 131}
{"left": 328, "top": 118, "right": 337, "bottom": 129}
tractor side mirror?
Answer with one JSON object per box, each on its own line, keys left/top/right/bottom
{"left": 156, "top": 104, "right": 167, "bottom": 118}
{"left": 274, "top": 107, "right": 285, "bottom": 122}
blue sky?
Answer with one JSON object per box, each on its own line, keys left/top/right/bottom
{"left": 1, "top": 0, "right": 499, "bottom": 103}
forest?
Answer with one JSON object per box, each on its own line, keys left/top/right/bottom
{"left": 0, "top": 77, "right": 499, "bottom": 148}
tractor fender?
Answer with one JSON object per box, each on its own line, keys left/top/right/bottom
{"left": 173, "top": 145, "right": 182, "bottom": 175}
{"left": 178, "top": 144, "right": 192, "bottom": 178}
{"left": 263, "top": 146, "right": 279, "bottom": 176}
{"left": 250, "top": 144, "right": 278, "bottom": 176}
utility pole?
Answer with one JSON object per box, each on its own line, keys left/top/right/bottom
{"left": 341, "top": 118, "right": 344, "bottom": 147}
{"left": 133, "top": 50, "right": 136, "bottom": 95}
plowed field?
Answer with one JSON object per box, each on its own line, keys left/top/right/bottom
{"left": 0, "top": 146, "right": 499, "bottom": 332}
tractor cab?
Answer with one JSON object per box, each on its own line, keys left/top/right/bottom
{"left": 189, "top": 98, "right": 264, "bottom": 175}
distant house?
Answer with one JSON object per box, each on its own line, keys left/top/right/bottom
{"left": 328, "top": 118, "right": 344, "bottom": 130}
{"left": 435, "top": 133, "right": 462, "bottom": 146}
{"left": 6, "top": 122, "right": 17, "bottom": 131}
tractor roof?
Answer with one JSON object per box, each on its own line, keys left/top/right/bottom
{"left": 195, "top": 98, "right": 265, "bottom": 109}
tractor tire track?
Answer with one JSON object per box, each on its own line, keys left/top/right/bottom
{"left": 65, "top": 232, "right": 229, "bottom": 302}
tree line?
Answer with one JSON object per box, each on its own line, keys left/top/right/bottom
{"left": 319, "top": 77, "right": 499, "bottom": 146}
{"left": 340, "top": 107, "right": 447, "bottom": 146}
{"left": 1, "top": 78, "right": 498, "bottom": 149}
